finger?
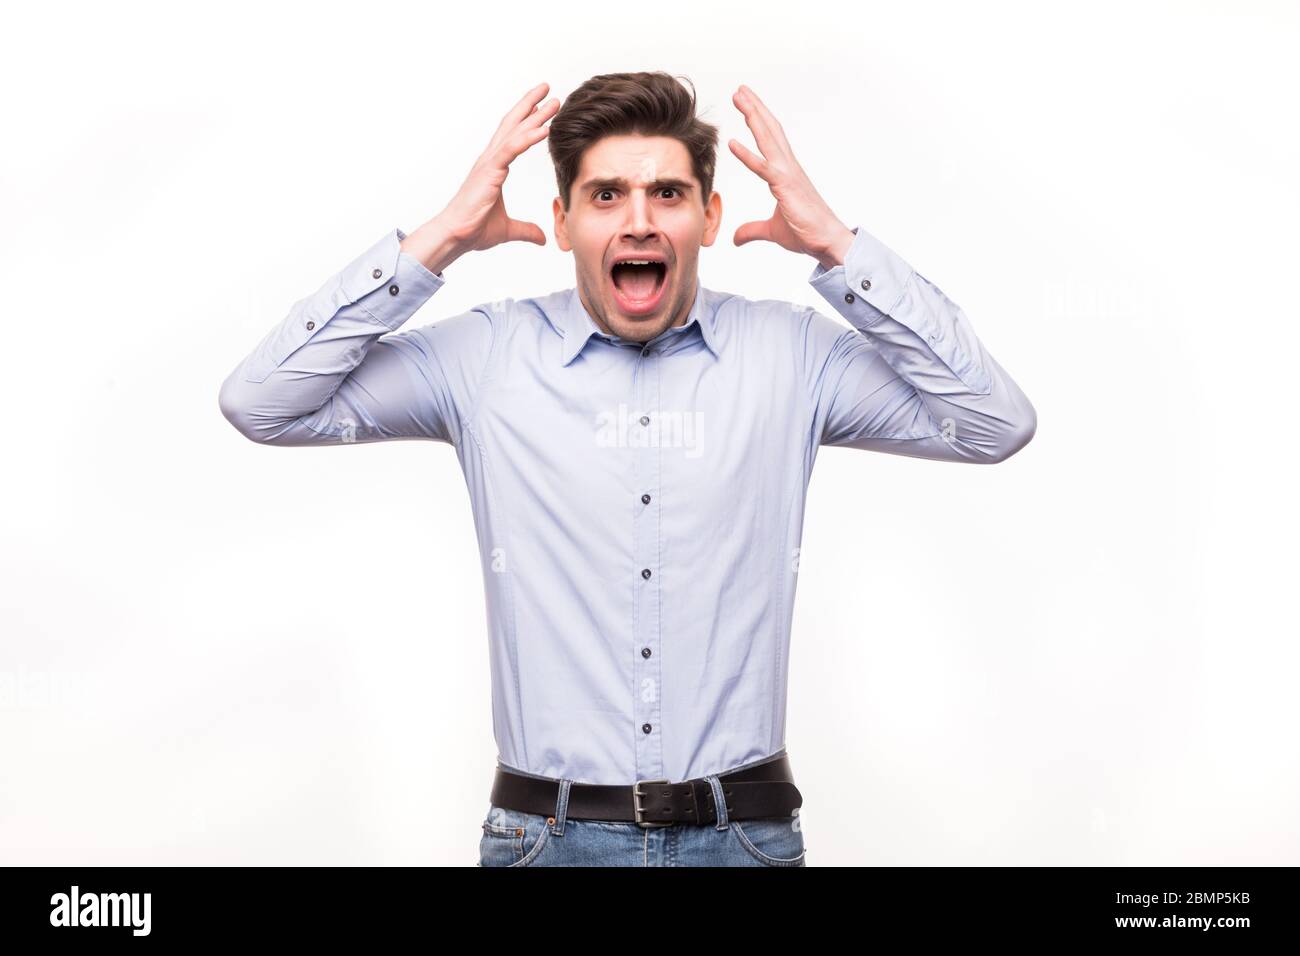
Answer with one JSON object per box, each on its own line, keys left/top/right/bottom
{"left": 497, "top": 82, "right": 550, "bottom": 138}
{"left": 489, "top": 82, "right": 551, "bottom": 152}
{"left": 495, "top": 119, "right": 551, "bottom": 167}
{"left": 738, "top": 84, "right": 792, "bottom": 152}
{"left": 518, "top": 96, "right": 560, "bottom": 133}
{"left": 506, "top": 219, "right": 547, "bottom": 245}
{"left": 731, "top": 87, "right": 779, "bottom": 162}
{"left": 728, "top": 138, "right": 770, "bottom": 182}
{"left": 733, "top": 86, "right": 790, "bottom": 165}
{"left": 734, "top": 218, "right": 774, "bottom": 246}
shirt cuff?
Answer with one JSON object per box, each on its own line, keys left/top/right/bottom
{"left": 337, "top": 228, "right": 446, "bottom": 331}
{"left": 396, "top": 225, "right": 446, "bottom": 280}
{"left": 808, "top": 225, "right": 914, "bottom": 328}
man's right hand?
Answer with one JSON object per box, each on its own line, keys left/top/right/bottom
{"left": 400, "top": 82, "right": 560, "bottom": 276}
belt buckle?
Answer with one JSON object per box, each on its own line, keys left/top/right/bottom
{"left": 632, "top": 778, "right": 674, "bottom": 828}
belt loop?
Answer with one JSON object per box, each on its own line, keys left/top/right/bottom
{"left": 705, "top": 774, "right": 729, "bottom": 830}
{"left": 551, "top": 778, "right": 572, "bottom": 836}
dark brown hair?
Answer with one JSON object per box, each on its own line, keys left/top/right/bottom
{"left": 548, "top": 71, "right": 719, "bottom": 212}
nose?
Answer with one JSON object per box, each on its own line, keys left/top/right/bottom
{"left": 621, "top": 188, "right": 657, "bottom": 241}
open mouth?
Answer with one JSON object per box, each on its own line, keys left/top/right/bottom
{"left": 609, "top": 259, "right": 668, "bottom": 315}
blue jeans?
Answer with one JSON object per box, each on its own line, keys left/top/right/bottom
{"left": 477, "top": 773, "right": 807, "bottom": 866}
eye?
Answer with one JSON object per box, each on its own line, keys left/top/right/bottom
{"left": 592, "top": 187, "right": 681, "bottom": 203}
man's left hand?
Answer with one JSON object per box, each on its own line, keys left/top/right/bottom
{"left": 729, "top": 84, "right": 854, "bottom": 270}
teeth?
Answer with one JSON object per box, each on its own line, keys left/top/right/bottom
{"left": 615, "top": 259, "right": 660, "bottom": 266}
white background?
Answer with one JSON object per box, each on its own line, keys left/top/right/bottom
{"left": 2, "top": 0, "right": 1296, "bottom": 866}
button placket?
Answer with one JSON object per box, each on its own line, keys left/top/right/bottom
{"left": 632, "top": 346, "right": 663, "bottom": 779}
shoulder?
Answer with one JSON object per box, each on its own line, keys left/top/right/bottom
{"left": 704, "top": 286, "right": 849, "bottom": 352}
{"left": 511, "top": 289, "right": 570, "bottom": 339}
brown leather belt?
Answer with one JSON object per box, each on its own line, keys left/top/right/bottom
{"left": 489, "top": 751, "right": 803, "bottom": 827}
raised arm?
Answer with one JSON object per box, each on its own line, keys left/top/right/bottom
{"left": 800, "top": 226, "right": 1035, "bottom": 462}
{"left": 728, "top": 83, "right": 1035, "bottom": 463}
{"left": 217, "top": 81, "right": 560, "bottom": 447}
{"left": 218, "top": 231, "right": 473, "bottom": 445}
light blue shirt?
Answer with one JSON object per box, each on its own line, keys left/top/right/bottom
{"left": 219, "top": 224, "right": 1036, "bottom": 785}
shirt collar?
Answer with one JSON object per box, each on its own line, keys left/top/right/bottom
{"left": 557, "top": 278, "right": 719, "bottom": 366}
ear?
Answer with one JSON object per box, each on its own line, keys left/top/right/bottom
{"left": 553, "top": 196, "right": 572, "bottom": 252}
{"left": 700, "top": 189, "right": 722, "bottom": 248}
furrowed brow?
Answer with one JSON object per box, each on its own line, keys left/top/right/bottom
{"left": 580, "top": 176, "right": 694, "bottom": 193}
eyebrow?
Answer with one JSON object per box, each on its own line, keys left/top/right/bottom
{"left": 579, "top": 176, "right": 695, "bottom": 194}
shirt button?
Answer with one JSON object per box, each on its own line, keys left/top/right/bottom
{"left": 844, "top": 292, "right": 855, "bottom": 304}
{"left": 861, "top": 278, "right": 872, "bottom": 291}
{"left": 305, "top": 321, "right": 315, "bottom": 330}
{"left": 639, "top": 415, "right": 650, "bottom": 426}
{"left": 641, "top": 647, "right": 651, "bottom": 658}
{"left": 641, "top": 568, "right": 652, "bottom": 580}
{"left": 389, "top": 284, "right": 399, "bottom": 296}
{"left": 641, "top": 346, "right": 650, "bottom": 356}
{"left": 372, "top": 268, "right": 382, "bottom": 279}
{"left": 642, "top": 723, "right": 652, "bottom": 734}
{"left": 641, "top": 493, "right": 651, "bottom": 504}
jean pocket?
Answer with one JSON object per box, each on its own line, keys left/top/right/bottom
{"left": 730, "top": 814, "right": 806, "bottom": 866}
{"left": 478, "top": 803, "right": 552, "bottom": 867}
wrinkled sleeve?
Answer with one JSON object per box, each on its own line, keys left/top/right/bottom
{"left": 800, "top": 225, "right": 1036, "bottom": 463}
{"left": 218, "top": 228, "right": 494, "bottom": 447}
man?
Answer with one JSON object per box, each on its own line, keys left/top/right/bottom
{"left": 218, "top": 72, "right": 1036, "bottom": 867}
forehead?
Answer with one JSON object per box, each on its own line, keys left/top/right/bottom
{"left": 576, "top": 134, "right": 697, "bottom": 184}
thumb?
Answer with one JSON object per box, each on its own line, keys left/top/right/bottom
{"left": 507, "top": 219, "right": 547, "bottom": 245}
{"left": 734, "top": 218, "right": 773, "bottom": 247}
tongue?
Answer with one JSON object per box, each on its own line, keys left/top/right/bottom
{"left": 612, "top": 264, "right": 661, "bottom": 300}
